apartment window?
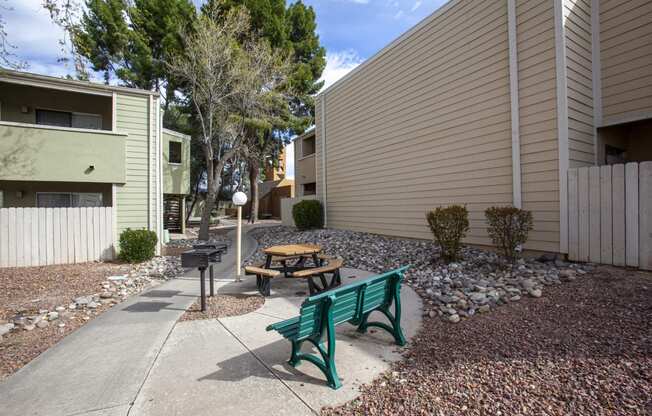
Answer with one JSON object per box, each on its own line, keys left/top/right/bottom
{"left": 303, "top": 182, "right": 316, "bottom": 195}
{"left": 169, "top": 141, "right": 182, "bottom": 164}
{"left": 302, "top": 136, "right": 315, "bottom": 157}
{"left": 35, "top": 109, "right": 103, "bottom": 130}
{"left": 36, "top": 192, "right": 102, "bottom": 208}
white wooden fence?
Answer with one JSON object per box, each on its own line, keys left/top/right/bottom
{"left": 568, "top": 161, "right": 651, "bottom": 270}
{"left": 0, "top": 207, "right": 114, "bottom": 268}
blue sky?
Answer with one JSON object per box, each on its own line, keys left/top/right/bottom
{"left": 3, "top": 0, "right": 449, "bottom": 176}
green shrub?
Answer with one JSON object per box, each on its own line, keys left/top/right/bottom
{"left": 426, "top": 205, "right": 469, "bottom": 262}
{"left": 293, "top": 200, "right": 324, "bottom": 230}
{"left": 119, "top": 228, "right": 158, "bottom": 263}
{"left": 485, "top": 206, "right": 533, "bottom": 260}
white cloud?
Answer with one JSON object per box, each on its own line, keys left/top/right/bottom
{"left": 411, "top": 0, "right": 423, "bottom": 12}
{"left": 394, "top": 9, "right": 405, "bottom": 19}
{"left": 284, "top": 142, "right": 295, "bottom": 179}
{"left": 319, "top": 49, "right": 364, "bottom": 91}
{"left": 4, "top": 0, "right": 71, "bottom": 76}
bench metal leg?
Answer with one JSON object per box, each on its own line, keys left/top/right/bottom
{"left": 289, "top": 333, "right": 342, "bottom": 389}
{"left": 357, "top": 299, "right": 406, "bottom": 346}
{"left": 256, "top": 275, "right": 271, "bottom": 296}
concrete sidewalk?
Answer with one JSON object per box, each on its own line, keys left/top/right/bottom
{"left": 0, "top": 228, "right": 257, "bottom": 416}
{"left": 0, "top": 226, "right": 423, "bottom": 416}
{"left": 129, "top": 268, "right": 422, "bottom": 416}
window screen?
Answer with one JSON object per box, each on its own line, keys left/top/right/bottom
{"left": 303, "top": 182, "right": 316, "bottom": 195}
{"left": 37, "top": 193, "right": 102, "bottom": 208}
{"left": 302, "top": 137, "right": 316, "bottom": 157}
{"left": 72, "top": 113, "right": 103, "bottom": 130}
{"left": 36, "top": 110, "right": 72, "bottom": 127}
{"left": 169, "top": 141, "right": 182, "bottom": 164}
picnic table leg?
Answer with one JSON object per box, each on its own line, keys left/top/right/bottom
{"left": 264, "top": 254, "right": 272, "bottom": 269}
{"left": 312, "top": 253, "right": 320, "bottom": 267}
{"left": 209, "top": 264, "right": 215, "bottom": 297}
{"left": 199, "top": 267, "right": 206, "bottom": 312}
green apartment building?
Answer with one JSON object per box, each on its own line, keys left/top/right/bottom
{"left": 0, "top": 69, "right": 191, "bottom": 256}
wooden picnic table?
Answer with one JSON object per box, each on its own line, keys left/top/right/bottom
{"left": 262, "top": 244, "right": 322, "bottom": 271}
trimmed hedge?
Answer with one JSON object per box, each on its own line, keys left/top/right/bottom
{"left": 292, "top": 200, "right": 324, "bottom": 230}
{"left": 485, "top": 206, "right": 533, "bottom": 261}
{"left": 426, "top": 205, "right": 469, "bottom": 262}
{"left": 118, "top": 228, "right": 158, "bottom": 263}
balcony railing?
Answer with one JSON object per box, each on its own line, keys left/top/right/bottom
{"left": 0, "top": 121, "right": 127, "bottom": 184}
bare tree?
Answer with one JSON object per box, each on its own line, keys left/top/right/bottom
{"left": 168, "top": 6, "right": 287, "bottom": 240}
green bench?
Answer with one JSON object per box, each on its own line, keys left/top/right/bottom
{"left": 266, "top": 266, "right": 408, "bottom": 389}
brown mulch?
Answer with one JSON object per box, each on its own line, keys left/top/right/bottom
{"left": 180, "top": 294, "right": 265, "bottom": 321}
{"left": 323, "top": 267, "right": 652, "bottom": 416}
{"left": 0, "top": 262, "right": 132, "bottom": 380}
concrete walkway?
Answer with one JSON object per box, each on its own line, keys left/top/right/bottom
{"left": 0, "top": 227, "right": 258, "bottom": 416}
{"left": 0, "top": 227, "right": 422, "bottom": 416}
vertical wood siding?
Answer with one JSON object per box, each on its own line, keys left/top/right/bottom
{"left": 600, "top": 0, "right": 652, "bottom": 125}
{"left": 565, "top": 0, "right": 595, "bottom": 167}
{"left": 568, "top": 162, "right": 651, "bottom": 270}
{"left": 514, "top": 0, "right": 561, "bottom": 252}
{"left": 115, "top": 93, "right": 151, "bottom": 235}
{"left": 0, "top": 207, "right": 114, "bottom": 267}
{"left": 317, "top": 0, "right": 517, "bottom": 247}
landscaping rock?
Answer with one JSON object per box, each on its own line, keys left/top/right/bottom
{"left": 448, "top": 314, "right": 460, "bottom": 323}
{"left": 249, "top": 226, "right": 593, "bottom": 324}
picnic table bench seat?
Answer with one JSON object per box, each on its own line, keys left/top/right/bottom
{"left": 266, "top": 266, "right": 408, "bottom": 390}
{"left": 244, "top": 266, "right": 281, "bottom": 295}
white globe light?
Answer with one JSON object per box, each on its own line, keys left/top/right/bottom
{"left": 232, "top": 191, "right": 248, "bottom": 206}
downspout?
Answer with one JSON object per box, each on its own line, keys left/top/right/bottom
{"left": 320, "top": 95, "right": 328, "bottom": 227}
{"left": 507, "top": 0, "right": 522, "bottom": 209}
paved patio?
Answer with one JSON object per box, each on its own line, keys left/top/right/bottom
{"left": 0, "top": 228, "right": 422, "bottom": 416}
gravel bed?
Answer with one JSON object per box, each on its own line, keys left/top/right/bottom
{"left": 323, "top": 267, "right": 651, "bottom": 415}
{"left": 0, "top": 256, "right": 186, "bottom": 380}
{"left": 180, "top": 294, "right": 264, "bottom": 321}
{"left": 249, "top": 227, "right": 591, "bottom": 323}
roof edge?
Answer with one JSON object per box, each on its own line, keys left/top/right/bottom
{"left": 317, "top": 0, "right": 456, "bottom": 98}
{"left": 0, "top": 68, "right": 160, "bottom": 97}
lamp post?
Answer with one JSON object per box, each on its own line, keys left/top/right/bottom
{"left": 232, "top": 191, "right": 248, "bottom": 282}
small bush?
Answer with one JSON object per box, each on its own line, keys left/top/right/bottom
{"left": 119, "top": 228, "right": 158, "bottom": 263}
{"left": 426, "top": 205, "right": 469, "bottom": 262}
{"left": 293, "top": 200, "right": 324, "bottom": 230}
{"left": 485, "top": 206, "right": 533, "bottom": 260}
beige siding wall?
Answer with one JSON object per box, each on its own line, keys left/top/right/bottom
{"left": 565, "top": 0, "right": 595, "bottom": 167}
{"left": 316, "top": 0, "right": 516, "bottom": 246}
{"left": 516, "top": 0, "right": 561, "bottom": 252}
{"left": 115, "top": 93, "right": 151, "bottom": 235}
{"left": 599, "top": 0, "right": 652, "bottom": 125}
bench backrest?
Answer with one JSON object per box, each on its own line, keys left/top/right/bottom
{"left": 293, "top": 266, "right": 408, "bottom": 340}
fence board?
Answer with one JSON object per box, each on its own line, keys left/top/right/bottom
{"left": 625, "top": 163, "right": 639, "bottom": 267}
{"left": 16, "top": 208, "right": 24, "bottom": 267}
{"left": 0, "top": 207, "right": 115, "bottom": 268}
{"left": 600, "top": 166, "right": 613, "bottom": 264}
{"left": 578, "top": 168, "right": 590, "bottom": 262}
{"left": 93, "top": 207, "right": 102, "bottom": 261}
{"left": 589, "top": 167, "right": 601, "bottom": 263}
{"left": 568, "top": 169, "right": 579, "bottom": 261}
{"left": 8, "top": 208, "right": 17, "bottom": 267}
{"left": 639, "top": 161, "right": 652, "bottom": 271}
{"left": 46, "top": 209, "right": 54, "bottom": 265}
{"left": 38, "top": 208, "right": 47, "bottom": 266}
{"left": 612, "top": 165, "right": 626, "bottom": 266}
{"left": 53, "top": 208, "right": 61, "bottom": 265}
{"left": 0, "top": 209, "right": 8, "bottom": 267}
{"left": 67, "top": 208, "right": 75, "bottom": 262}
{"left": 23, "top": 208, "right": 33, "bottom": 267}
{"left": 30, "top": 208, "right": 39, "bottom": 266}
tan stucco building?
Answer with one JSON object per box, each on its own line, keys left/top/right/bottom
{"left": 314, "top": 0, "right": 651, "bottom": 253}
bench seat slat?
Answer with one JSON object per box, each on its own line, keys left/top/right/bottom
{"left": 292, "top": 259, "right": 344, "bottom": 278}
{"left": 244, "top": 266, "right": 280, "bottom": 278}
